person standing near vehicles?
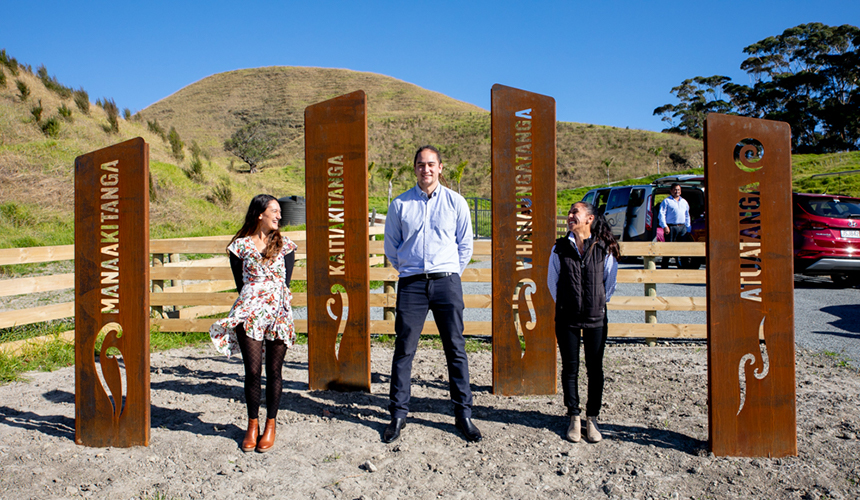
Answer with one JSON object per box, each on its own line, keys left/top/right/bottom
{"left": 658, "top": 183, "right": 691, "bottom": 269}
{"left": 382, "top": 145, "right": 482, "bottom": 443}
{"left": 548, "top": 202, "right": 618, "bottom": 443}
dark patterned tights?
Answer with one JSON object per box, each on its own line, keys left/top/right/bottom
{"left": 236, "top": 324, "right": 287, "bottom": 420}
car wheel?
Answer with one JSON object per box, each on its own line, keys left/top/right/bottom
{"left": 830, "top": 273, "right": 860, "bottom": 288}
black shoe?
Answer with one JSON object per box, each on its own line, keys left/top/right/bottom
{"left": 382, "top": 417, "right": 406, "bottom": 443}
{"left": 455, "top": 417, "right": 483, "bottom": 442}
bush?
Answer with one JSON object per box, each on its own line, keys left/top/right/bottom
{"left": 186, "top": 155, "right": 204, "bottom": 182}
{"left": 58, "top": 104, "right": 73, "bottom": 122}
{"left": 16, "top": 79, "right": 29, "bottom": 101}
{"left": 0, "top": 49, "right": 19, "bottom": 76}
{"left": 123, "top": 108, "right": 131, "bottom": 120}
{"left": 30, "top": 99, "right": 43, "bottom": 123}
{"left": 147, "top": 119, "right": 166, "bottom": 140}
{"left": 102, "top": 98, "right": 119, "bottom": 134}
{"left": 0, "top": 202, "right": 34, "bottom": 227}
{"left": 0, "top": 69, "right": 5, "bottom": 88}
{"left": 168, "top": 126, "right": 184, "bottom": 161}
{"left": 206, "top": 179, "right": 233, "bottom": 207}
{"left": 40, "top": 116, "right": 61, "bottom": 138}
{"left": 73, "top": 88, "right": 89, "bottom": 114}
{"left": 36, "top": 64, "right": 72, "bottom": 98}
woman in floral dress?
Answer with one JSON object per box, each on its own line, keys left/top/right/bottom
{"left": 209, "top": 194, "right": 297, "bottom": 453}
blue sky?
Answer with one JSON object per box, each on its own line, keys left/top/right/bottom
{"left": 3, "top": 1, "right": 858, "bottom": 131}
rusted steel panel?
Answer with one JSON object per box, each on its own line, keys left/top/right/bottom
{"left": 305, "top": 91, "right": 370, "bottom": 391}
{"left": 75, "top": 138, "right": 150, "bottom": 447}
{"left": 491, "top": 84, "right": 557, "bottom": 395}
{"left": 705, "top": 113, "right": 796, "bottom": 457}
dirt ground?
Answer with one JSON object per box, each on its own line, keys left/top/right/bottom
{"left": 0, "top": 342, "right": 858, "bottom": 500}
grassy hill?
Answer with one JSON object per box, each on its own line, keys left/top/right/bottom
{"left": 1, "top": 54, "right": 858, "bottom": 250}
{"left": 138, "top": 66, "right": 706, "bottom": 197}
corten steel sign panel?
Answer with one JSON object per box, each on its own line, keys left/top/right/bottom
{"left": 705, "top": 113, "right": 796, "bottom": 457}
{"left": 491, "top": 84, "right": 557, "bottom": 395}
{"left": 75, "top": 137, "right": 151, "bottom": 447}
{"left": 305, "top": 90, "right": 370, "bottom": 391}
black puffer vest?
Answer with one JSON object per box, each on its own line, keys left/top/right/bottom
{"left": 554, "top": 235, "right": 607, "bottom": 329}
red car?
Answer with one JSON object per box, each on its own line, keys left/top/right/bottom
{"left": 793, "top": 193, "right": 860, "bottom": 286}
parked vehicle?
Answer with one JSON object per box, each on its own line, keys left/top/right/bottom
{"left": 793, "top": 193, "right": 860, "bottom": 286}
{"left": 581, "top": 175, "right": 706, "bottom": 268}
{"left": 582, "top": 177, "right": 860, "bottom": 284}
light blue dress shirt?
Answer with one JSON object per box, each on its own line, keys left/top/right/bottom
{"left": 384, "top": 184, "right": 473, "bottom": 277}
{"left": 546, "top": 235, "right": 618, "bottom": 303}
{"left": 658, "top": 196, "right": 691, "bottom": 231}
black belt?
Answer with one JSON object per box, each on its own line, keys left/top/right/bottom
{"left": 400, "top": 272, "right": 453, "bottom": 284}
{"left": 668, "top": 223, "right": 685, "bottom": 227}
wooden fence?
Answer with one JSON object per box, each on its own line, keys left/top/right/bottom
{"left": 0, "top": 225, "right": 707, "bottom": 347}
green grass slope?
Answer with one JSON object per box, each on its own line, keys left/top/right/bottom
{"left": 2, "top": 55, "right": 857, "bottom": 251}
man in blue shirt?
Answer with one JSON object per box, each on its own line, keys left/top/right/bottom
{"left": 658, "top": 183, "right": 691, "bottom": 269}
{"left": 382, "top": 145, "right": 482, "bottom": 443}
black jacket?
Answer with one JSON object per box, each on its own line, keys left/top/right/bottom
{"left": 554, "top": 235, "right": 607, "bottom": 329}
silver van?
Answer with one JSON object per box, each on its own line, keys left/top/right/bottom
{"left": 582, "top": 175, "right": 706, "bottom": 243}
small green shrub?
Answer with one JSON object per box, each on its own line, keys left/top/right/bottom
{"left": 41, "top": 116, "right": 61, "bottom": 138}
{"left": 73, "top": 88, "right": 89, "bottom": 114}
{"left": 30, "top": 99, "right": 43, "bottom": 122}
{"left": 190, "top": 140, "right": 203, "bottom": 160}
{"left": 147, "top": 119, "right": 166, "bottom": 140}
{"left": 0, "top": 49, "right": 19, "bottom": 75}
{"left": 0, "top": 202, "right": 34, "bottom": 227}
{"left": 36, "top": 64, "right": 72, "bottom": 98}
{"left": 0, "top": 69, "right": 5, "bottom": 87}
{"left": 168, "top": 126, "right": 184, "bottom": 161}
{"left": 186, "top": 156, "right": 204, "bottom": 182}
{"left": 58, "top": 104, "right": 73, "bottom": 122}
{"left": 149, "top": 173, "right": 159, "bottom": 202}
{"left": 16, "top": 79, "right": 29, "bottom": 100}
{"left": 123, "top": 108, "right": 131, "bottom": 120}
{"left": 102, "top": 98, "right": 119, "bottom": 134}
{"left": 207, "top": 179, "right": 233, "bottom": 207}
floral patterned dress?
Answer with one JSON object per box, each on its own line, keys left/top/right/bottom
{"left": 209, "top": 236, "right": 298, "bottom": 358}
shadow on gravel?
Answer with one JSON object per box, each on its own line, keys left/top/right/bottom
{"left": 0, "top": 406, "right": 75, "bottom": 440}
{"left": 819, "top": 305, "right": 860, "bottom": 334}
{"left": 601, "top": 423, "right": 706, "bottom": 455}
{"left": 793, "top": 274, "right": 856, "bottom": 290}
{"left": 150, "top": 404, "right": 241, "bottom": 438}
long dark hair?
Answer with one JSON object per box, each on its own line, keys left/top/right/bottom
{"left": 229, "top": 194, "right": 283, "bottom": 261}
{"left": 574, "top": 201, "right": 620, "bottom": 260}
{"left": 590, "top": 212, "right": 620, "bottom": 260}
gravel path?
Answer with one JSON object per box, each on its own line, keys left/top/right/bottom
{"left": 0, "top": 342, "right": 858, "bottom": 500}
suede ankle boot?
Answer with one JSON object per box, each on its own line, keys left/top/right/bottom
{"left": 256, "top": 418, "right": 276, "bottom": 452}
{"left": 586, "top": 416, "right": 602, "bottom": 443}
{"left": 566, "top": 415, "right": 581, "bottom": 443}
{"left": 241, "top": 418, "right": 259, "bottom": 452}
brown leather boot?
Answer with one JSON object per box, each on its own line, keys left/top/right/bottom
{"left": 241, "top": 418, "right": 259, "bottom": 452}
{"left": 256, "top": 418, "right": 276, "bottom": 452}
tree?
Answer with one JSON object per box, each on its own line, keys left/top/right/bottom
{"left": 224, "top": 121, "right": 281, "bottom": 173}
{"left": 653, "top": 76, "right": 734, "bottom": 139}
{"left": 168, "top": 126, "right": 184, "bottom": 161}
{"left": 654, "top": 23, "right": 860, "bottom": 153}
{"left": 380, "top": 163, "right": 413, "bottom": 207}
{"left": 449, "top": 160, "right": 468, "bottom": 194}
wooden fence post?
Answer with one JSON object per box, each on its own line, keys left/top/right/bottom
{"left": 643, "top": 256, "right": 657, "bottom": 346}
{"left": 151, "top": 253, "right": 165, "bottom": 319}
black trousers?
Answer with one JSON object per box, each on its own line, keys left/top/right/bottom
{"left": 662, "top": 224, "right": 688, "bottom": 268}
{"left": 389, "top": 274, "right": 473, "bottom": 419}
{"left": 555, "top": 311, "right": 608, "bottom": 417}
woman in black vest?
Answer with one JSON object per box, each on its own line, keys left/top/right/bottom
{"left": 548, "top": 201, "right": 619, "bottom": 443}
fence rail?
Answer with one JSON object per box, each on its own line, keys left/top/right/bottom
{"left": 1, "top": 224, "right": 708, "bottom": 344}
